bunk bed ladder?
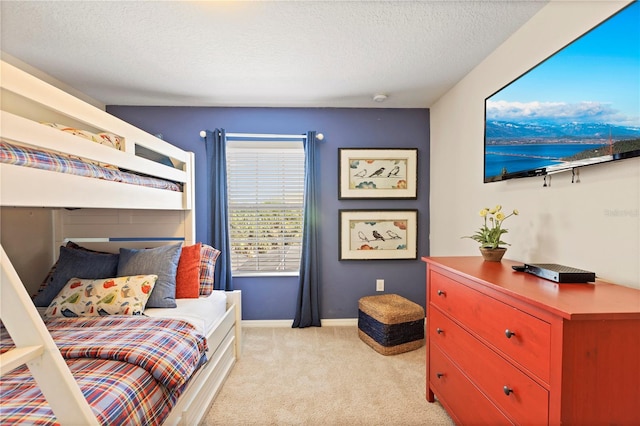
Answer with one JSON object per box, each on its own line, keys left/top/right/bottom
{"left": 0, "top": 244, "right": 99, "bottom": 425}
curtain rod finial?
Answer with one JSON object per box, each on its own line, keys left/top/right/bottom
{"left": 200, "top": 130, "right": 206, "bottom": 138}
{"left": 316, "top": 133, "right": 324, "bottom": 141}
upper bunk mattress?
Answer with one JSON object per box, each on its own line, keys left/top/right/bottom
{"left": 0, "top": 141, "right": 181, "bottom": 192}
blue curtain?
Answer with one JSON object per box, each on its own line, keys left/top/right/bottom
{"left": 293, "top": 131, "right": 321, "bottom": 328}
{"left": 205, "top": 129, "right": 233, "bottom": 291}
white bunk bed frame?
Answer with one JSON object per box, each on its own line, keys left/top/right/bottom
{"left": 0, "top": 60, "right": 241, "bottom": 425}
{"left": 0, "top": 61, "right": 192, "bottom": 210}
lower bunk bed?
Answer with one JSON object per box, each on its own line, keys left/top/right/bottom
{"left": 152, "top": 291, "right": 241, "bottom": 426}
{"left": 0, "top": 241, "right": 242, "bottom": 425}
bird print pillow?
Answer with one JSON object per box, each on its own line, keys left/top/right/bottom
{"left": 44, "top": 275, "right": 158, "bottom": 318}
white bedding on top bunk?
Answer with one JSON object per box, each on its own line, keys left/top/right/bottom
{"left": 143, "top": 291, "right": 227, "bottom": 337}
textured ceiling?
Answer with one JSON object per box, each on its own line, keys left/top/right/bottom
{"left": 1, "top": 1, "right": 547, "bottom": 108}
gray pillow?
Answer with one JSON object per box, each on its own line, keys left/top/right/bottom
{"left": 33, "top": 246, "right": 119, "bottom": 307}
{"left": 117, "top": 243, "right": 182, "bottom": 308}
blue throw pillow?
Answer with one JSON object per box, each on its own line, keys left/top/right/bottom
{"left": 117, "top": 243, "right": 182, "bottom": 308}
{"left": 33, "top": 246, "right": 119, "bottom": 307}
{"left": 135, "top": 145, "right": 175, "bottom": 168}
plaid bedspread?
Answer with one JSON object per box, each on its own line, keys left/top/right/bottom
{"left": 0, "top": 316, "right": 207, "bottom": 425}
{"left": 0, "top": 141, "right": 182, "bottom": 192}
{"left": 49, "top": 316, "right": 206, "bottom": 389}
{"left": 1, "top": 359, "right": 176, "bottom": 425}
{"left": 1, "top": 316, "right": 207, "bottom": 389}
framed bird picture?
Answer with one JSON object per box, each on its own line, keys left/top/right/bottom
{"left": 338, "top": 148, "right": 418, "bottom": 199}
{"left": 339, "top": 209, "right": 418, "bottom": 260}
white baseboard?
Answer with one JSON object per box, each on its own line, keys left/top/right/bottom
{"left": 242, "top": 320, "right": 292, "bottom": 328}
{"left": 242, "top": 318, "right": 358, "bottom": 328}
{"left": 323, "top": 318, "right": 358, "bottom": 326}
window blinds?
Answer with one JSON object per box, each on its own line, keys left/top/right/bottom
{"left": 226, "top": 141, "right": 305, "bottom": 274}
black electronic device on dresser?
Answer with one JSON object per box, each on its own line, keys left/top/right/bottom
{"left": 522, "top": 263, "right": 596, "bottom": 283}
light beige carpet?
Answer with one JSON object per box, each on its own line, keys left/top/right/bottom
{"left": 201, "top": 326, "right": 454, "bottom": 426}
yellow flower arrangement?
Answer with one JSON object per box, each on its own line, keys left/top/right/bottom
{"left": 463, "top": 205, "right": 519, "bottom": 249}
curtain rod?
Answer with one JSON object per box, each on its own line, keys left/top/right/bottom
{"left": 227, "top": 132, "right": 307, "bottom": 139}
{"left": 199, "top": 130, "right": 324, "bottom": 140}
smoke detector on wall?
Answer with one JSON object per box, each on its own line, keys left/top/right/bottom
{"left": 373, "top": 94, "right": 388, "bottom": 103}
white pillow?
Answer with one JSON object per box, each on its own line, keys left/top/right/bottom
{"left": 41, "top": 123, "right": 123, "bottom": 150}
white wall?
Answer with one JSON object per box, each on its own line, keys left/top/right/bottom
{"left": 429, "top": 1, "right": 639, "bottom": 288}
{"left": 0, "top": 208, "right": 55, "bottom": 295}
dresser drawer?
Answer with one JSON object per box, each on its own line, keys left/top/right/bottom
{"left": 429, "top": 270, "right": 551, "bottom": 382}
{"left": 430, "top": 344, "right": 512, "bottom": 426}
{"left": 430, "top": 306, "right": 549, "bottom": 425}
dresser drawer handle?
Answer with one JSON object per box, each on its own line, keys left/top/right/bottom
{"left": 503, "top": 386, "right": 514, "bottom": 396}
{"left": 436, "top": 372, "right": 445, "bottom": 379}
{"left": 437, "top": 290, "right": 446, "bottom": 296}
{"left": 436, "top": 328, "right": 444, "bottom": 335}
{"left": 504, "top": 329, "right": 516, "bottom": 339}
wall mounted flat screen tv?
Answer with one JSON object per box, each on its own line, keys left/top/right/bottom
{"left": 484, "top": 2, "right": 640, "bottom": 183}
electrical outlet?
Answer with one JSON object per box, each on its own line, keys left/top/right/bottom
{"left": 376, "top": 279, "right": 384, "bottom": 292}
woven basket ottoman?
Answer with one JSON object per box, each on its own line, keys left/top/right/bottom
{"left": 358, "top": 294, "right": 425, "bottom": 355}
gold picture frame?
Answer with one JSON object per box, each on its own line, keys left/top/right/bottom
{"left": 338, "top": 148, "right": 418, "bottom": 199}
{"left": 339, "top": 209, "right": 418, "bottom": 260}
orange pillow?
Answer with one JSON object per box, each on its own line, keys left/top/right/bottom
{"left": 175, "top": 243, "right": 202, "bottom": 299}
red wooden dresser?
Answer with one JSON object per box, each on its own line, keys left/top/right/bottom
{"left": 422, "top": 256, "right": 640, "bottom": 425}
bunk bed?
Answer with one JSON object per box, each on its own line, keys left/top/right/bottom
{"left": 0, "top": 60, "right": 242, "bottom": 425}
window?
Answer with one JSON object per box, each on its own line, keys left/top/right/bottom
{"left": 226, "top": 140, "right": 305, "bottom": 275}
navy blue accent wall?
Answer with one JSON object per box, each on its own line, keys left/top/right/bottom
{"left": 107, "top": 106, "right": 430, "bottom": 320}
